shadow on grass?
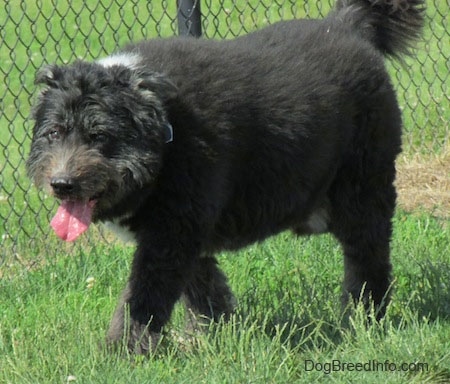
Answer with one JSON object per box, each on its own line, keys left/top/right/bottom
{"left": 394, "top": 259, "right": 450, "bottom": 321}
{"left": 219, "top": 258, "right": 450, "bottom": 352}
{"left": 232, "top": 279, "right": 346, "bottom": 349}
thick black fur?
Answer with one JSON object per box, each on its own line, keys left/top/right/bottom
{"left": 27, "top": 0, "right": 425, "bottom": 354}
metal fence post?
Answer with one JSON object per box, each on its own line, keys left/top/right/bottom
{"left": 177, "top": 0, "right": 202, "bottom": 37}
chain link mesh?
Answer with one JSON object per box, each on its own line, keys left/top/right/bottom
{"left": 1, "top": 0, "right": 449, "bottom": 264}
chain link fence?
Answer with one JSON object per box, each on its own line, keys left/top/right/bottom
{"left": 1, "top": 0, "right": 449, "bottom": 262}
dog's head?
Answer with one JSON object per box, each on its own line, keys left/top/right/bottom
{"left": 27, "top": 57, "right": 178, "bottom": 240}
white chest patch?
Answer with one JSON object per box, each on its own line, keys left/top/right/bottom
{"left": 103, "top": 219, "right": 136, "bottom": 244}
{"left": 306, "top": 206, "right": 330, "bottom": 234}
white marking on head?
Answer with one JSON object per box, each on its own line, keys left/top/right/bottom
{"left": 97, "top": 53, "right": 141, "bottom": 69}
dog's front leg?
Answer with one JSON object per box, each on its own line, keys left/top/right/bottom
{"left": 107, "top": 240, "right": 197, "bottom": 354}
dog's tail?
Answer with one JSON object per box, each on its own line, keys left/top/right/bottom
{"left": 334, "top": 0, "right": 425, "bottom": 60}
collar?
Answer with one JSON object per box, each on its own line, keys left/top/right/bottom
{"left": 164, "top": 122, "right": 173, "bottom": 143}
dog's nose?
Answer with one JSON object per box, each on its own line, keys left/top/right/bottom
{"left": 50, "top": 176, "right": 76, "bottom": 196}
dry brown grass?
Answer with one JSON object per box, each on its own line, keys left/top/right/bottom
{"left": 396, "top": 145, "right": 450, "bottom": 219}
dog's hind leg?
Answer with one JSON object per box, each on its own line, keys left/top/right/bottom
{"left": 329, "top": 168, "right": 397, "bottom": 320}
{"left": 182, "top": 257, "right": 236, "bottom": 331}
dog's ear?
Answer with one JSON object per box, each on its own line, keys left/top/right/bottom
{"left": 35, "top": 64, "right": 63, "bottom": 88}
{"left": 134, "top": 71, "right": 178, "bottom": 102}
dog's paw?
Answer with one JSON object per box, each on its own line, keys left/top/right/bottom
{"left": 107, "top": 317, "right": 161, "bottom": 355}
{"left": 127, "top": 321, "right": 161, "bottom": 355}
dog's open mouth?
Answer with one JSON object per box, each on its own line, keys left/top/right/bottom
{"left": 50, "top": 199, "right": 97, "bottom": 242}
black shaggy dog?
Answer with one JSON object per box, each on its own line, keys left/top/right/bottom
{"left": 27, "top": 0, "right": 424, "bottom": 354}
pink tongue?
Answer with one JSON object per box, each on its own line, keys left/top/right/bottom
{"left": 50, "top": 200, "right": 95, "bottom": 242}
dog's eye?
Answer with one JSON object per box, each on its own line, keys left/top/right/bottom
{"left": 47, "top": 129, "right": 61, "bottom": 142}
{"left": 89, "top": 132, "right": 107, "bottom": 143}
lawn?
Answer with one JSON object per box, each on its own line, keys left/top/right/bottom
{"left": 1, "top": 0, "right": 449, "bottom": 383}
{"left": 1, "top": 213, "right": 449, "bottom": 383}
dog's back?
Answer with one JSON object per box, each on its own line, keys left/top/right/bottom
{"left": 123, "top": 0, "right": 424, "bottom": 247}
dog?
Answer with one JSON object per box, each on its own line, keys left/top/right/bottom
{"left": 27, "top": 0, "right": 425, "bottom": 354}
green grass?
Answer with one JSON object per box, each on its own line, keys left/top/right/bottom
{"left": 1, "top": 0, "right": 449, "bottom": 383}
{"left": 1, "top": 212, "right": 449, "bottom": 383}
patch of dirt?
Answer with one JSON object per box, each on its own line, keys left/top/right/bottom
{"left": 396, "top": 146, "right": 450, "bottom": 219}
